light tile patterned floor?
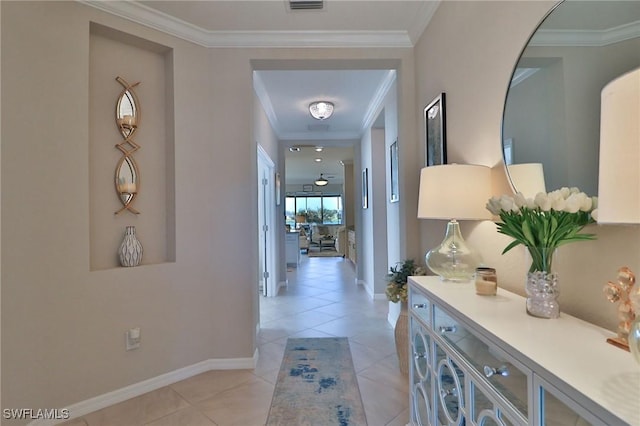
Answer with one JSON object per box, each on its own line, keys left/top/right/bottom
{"left": 62, "top": 256, "right": 409, "bottom": 426}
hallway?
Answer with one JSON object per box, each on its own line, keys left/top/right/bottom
{"left": 62, "top": 256, "right": 409, "bottom": 426}
{"left": 259, "top": 256, "right": 410, "bottom": 425}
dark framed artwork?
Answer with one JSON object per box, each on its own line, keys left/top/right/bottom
{"left": 362, "top": 168, "right": 369, "bottom": 209}
{"left": 424, "top": 93, "right": 447, "bottom": 166}
{"left": 390, "top": 140, "right": 399, "bottom": 202}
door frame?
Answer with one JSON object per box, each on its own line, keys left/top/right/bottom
{"left": 257, "top": 144, "right": 278, "bottom": 297}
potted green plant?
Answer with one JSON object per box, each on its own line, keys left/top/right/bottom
{"left": 386, "top": 259, "right": 426, "bottom": 377}
{"left": 386, "top": 259, "right": 427, "bottom": 303}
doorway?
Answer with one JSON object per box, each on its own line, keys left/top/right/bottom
{"left": 253, "top": 62, "right": 401, "bottom": 305}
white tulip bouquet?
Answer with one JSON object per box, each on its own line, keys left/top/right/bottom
{"left": 486, "top": 187, "right": 598, "bottom": 273}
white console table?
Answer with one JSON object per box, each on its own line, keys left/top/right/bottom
{"left": 408, "top": 276, "right": 639, "bottom": 426}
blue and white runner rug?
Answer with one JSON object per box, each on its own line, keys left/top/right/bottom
{"left": 266, "top": 337, "right": 367, "bottom": 426}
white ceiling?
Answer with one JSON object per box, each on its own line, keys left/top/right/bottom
{"left": 255, "top": 68, "right": 393, "bottom": 185}
{"left": 254, "top": 69, "right": 394, "bottom": 141}
{"left": 284, "top": 145, "right": 354, "bottom": 186}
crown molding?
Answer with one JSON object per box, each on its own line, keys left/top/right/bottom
{"left": 407, "top": 0, "right": 440, "bottom": 45}
{"left": 510, "top": 68, "right": 540, "bottom": 88}
{"left": 79, "top": 0, "right": 414, "bottom": 48}
{"left": 78, "top": 0, "right": 212, "bottom": 46}
{"left": 531, "top": 20, "right": 640, "bottom": 47}
{"left": 253, "top": 72, "right": 282, "bottom": 136}
{"left": 361, "top": 70, "right": 396, "bottom": 131}
{"left": 204, "top": 30, "right": 413, "bottom": 48}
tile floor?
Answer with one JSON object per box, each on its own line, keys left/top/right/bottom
{"left": 62, "top": 256, "right": 409, "bottom": 426}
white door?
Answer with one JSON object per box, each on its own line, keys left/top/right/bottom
{"left": 257, "top": 145, "right": 277, "bottom": 297}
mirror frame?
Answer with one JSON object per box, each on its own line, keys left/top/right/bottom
{"left": 114, "top": 76, "right": 141, "bottom": 215}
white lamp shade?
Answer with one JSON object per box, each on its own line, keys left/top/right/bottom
{"left": 507, "top": 163, "right": 546, "bottom": 198}
{"left": 417, "top": 164, "right": 492, "bottom": 220}
{"left": 598, "top": 67, "right": 640, "bottom": 224}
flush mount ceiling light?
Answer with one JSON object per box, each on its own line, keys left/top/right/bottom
{"left": 314, "top": 158, "right": 322, "bottom": 162}
{"left": 314, "top": 174, "right": 329, "bottom": 186}
{"left": 289, "top": 146, "right": 301, "bottom": 152}
{"left": 309, "top": 101, "right": 334, "bottom": 120}
{"left": 315, "top": 146, "right": 324, "bottom": 152}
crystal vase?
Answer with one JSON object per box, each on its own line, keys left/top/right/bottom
{"left": 525, "top": 247, "right": 560, "bottom": 319}
{"left": 119, "top": 226, "right": 143, "bottom": 267}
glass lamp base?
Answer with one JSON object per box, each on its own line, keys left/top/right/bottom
{"left": 425, "top": 220, "right": 481, "bottom": 282}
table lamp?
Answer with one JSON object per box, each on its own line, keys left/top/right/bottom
{"left": 598, "top": 67, "right": 640, "bottom": 224}
{"left": 295, "top": 214, "right": 307, "bottom": 229}
{"left": 417, "top": 164, "right": 492, "bottom": 281}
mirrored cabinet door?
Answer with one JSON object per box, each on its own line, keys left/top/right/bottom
{"left": 535, "top": 376, "right": 602, "bottom": 426}
{"left": 410, "top": 317, "right": 434, "bottom": 426}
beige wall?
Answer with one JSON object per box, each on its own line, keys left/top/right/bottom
{"left": 1, "top": 0, "right": 416, "bottom": 412}
{"left": 414, "top": 0, "right": 640, "bottom": 330}
{"left": 1, "top": 1, "right": 257, "bottom": 411}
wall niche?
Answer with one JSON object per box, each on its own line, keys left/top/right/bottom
{"left": 89, "top": 23, "right": 176, "bottom": 270}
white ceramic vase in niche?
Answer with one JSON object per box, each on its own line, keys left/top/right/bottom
{"left": 119, "top": 226, "right": 143, "bottom": 267}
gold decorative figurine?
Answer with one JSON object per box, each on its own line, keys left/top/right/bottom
{"left": 603, "top": 266, "right": 636, "bottom": 350}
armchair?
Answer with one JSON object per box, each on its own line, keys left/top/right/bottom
{"left": 298, "top": 227, "right": 310, "bottom": 253}
{"left": 310, "top": 224, "right": 336, "bottom": 251}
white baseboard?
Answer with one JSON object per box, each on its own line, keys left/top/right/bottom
{"left": 29, "top": 350, "right": 259, "bottom": 426}
{"left": 387, "top": 312, "right": 395, "bottom": 326}
{"left": 361, "top": 280, "right": 374, "bottom": 299}
{"left": 387, "top": 301, "right": 401, "bottom": 326}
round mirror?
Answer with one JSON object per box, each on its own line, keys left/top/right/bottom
{"left": 502, "top": 1, "right": 640, "bottom": 197}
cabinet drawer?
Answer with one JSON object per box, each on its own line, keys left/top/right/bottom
{"left": 409, "top": 289, "right": 431, "bottom": 327}
{"left": 433, "top": 305, "right": 531, "bottom": 419}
